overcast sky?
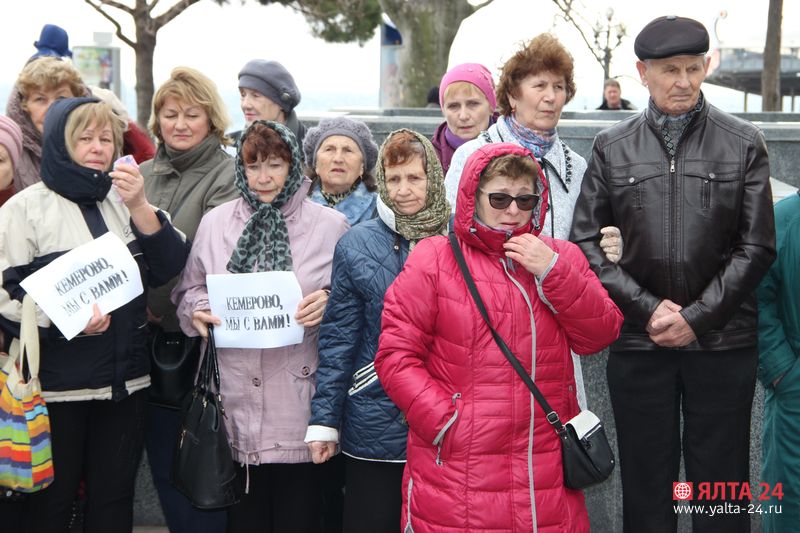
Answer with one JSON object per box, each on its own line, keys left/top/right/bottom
{"left": 1, "top": 0, "right": 798, "bottom": 119}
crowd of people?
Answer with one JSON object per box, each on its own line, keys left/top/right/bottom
{"left": 0, "top": 13, "right": 793, "bottom": 533}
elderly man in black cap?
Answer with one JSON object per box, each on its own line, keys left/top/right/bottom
{"left": 571, "top": 15, "right": 776, "bottom": 533}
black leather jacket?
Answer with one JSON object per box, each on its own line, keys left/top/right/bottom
{"left": 571, "top": 97, "right": 776, "bottom": 351}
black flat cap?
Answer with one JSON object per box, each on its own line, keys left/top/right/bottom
{"left": 634, "top": 16, "right": 709, "bottom": 60}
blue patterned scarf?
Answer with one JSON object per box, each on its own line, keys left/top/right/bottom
{"left": 506, "top": 114, "right": 556, "bottom": 159}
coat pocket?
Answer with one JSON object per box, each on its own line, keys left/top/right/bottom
{"left": 684, "top": 162, "right": 740, "bottom": 211}
{"left": 433, "top": 392, "right": 462, "bottom": 466}
{"left": 608, "top": 163, "right": 662, "bottom": 211}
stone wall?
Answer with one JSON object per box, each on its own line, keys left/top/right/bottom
{"left": 307, "top": 109, "right": 800, "bottom": 188}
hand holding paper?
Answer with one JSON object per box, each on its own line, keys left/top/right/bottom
{"left": 191, "top": 309, "right": 221, "bottom": 339}
{"left": 83, "top": 303, "right": 111, "bottom": 334}
{"left": 295, "top": 289, "right": 329, "bottom": 327}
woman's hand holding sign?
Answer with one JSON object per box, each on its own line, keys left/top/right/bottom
{"left": 295, "top": 289, "right": 329, "bottom": 327}
{"left": 83, "top": 303, "right": 111, "bottom": 334}
{"left": 192, "top": 309, "right": 221, "bottom": 339}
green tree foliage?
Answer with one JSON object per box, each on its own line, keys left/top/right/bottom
{"left": 257, "top": 0, "right": 382, "bottom": 45}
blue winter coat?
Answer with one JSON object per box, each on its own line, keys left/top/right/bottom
{"left": 309, "top": 217, "right": 408, "bottom": 461}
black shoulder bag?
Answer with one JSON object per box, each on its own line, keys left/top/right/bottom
{"left": 171, "top": 325, "right": 238, "bottom": 508}
{"left": 149, "top": 326, "right": 202, "bottom": 409}
{"left": 448, "top": 232, "right": 614, "bottom": 490}
{"left": 148, "top": 187, "right": 205, "bottom": 409}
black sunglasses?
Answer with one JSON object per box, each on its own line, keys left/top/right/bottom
{"left": 480, "top": 190, "right": 540, "bottom": 211}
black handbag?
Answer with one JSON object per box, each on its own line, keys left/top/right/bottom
{"left": 171, "top": 325, "right": 238, "bottom": 509}
{"left": 148, "top": 326, "right": 202, "bottom": 409}
{"left": 448, "top": 233, "right": 615, "bottom": 490}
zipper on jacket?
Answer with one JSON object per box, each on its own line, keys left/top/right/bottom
{"left": 504, "top": 230, "right": 514, "bottom": 270}
{"left": 434, "top": 392, "right": 462, "bottom": 466}
{"left": 651, "top": 106, "right": 701, "bottom": 301}
{"left": 394, "top": 232, "right": 405, "bottom": 275}
{"left": 668, "top": 156, "right": 677, "bottom": 295}
{"left": 404, "top": 477, "right": 415, "bottom": 533}
{"left": 499, "top": 259, "right": 539, "bottom": 531}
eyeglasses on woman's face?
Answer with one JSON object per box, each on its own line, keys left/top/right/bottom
{"left": 479, "top": 189, "right": 540, "bottom": 211}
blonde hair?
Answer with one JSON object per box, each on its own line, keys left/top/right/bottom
{"left": 64, "top": 101, "right": 125, "bottom": 165}
{"left": 16, "top": 57, "right": 84, "bottom": 103}
{"left": 149, "top": 66, "right": 231, "bottom": 145}
{"left": 442, "top": 81, "right": 489, "bottom": 106}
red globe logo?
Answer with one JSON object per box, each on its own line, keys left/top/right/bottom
{"left": 673, "top": 482, "right": 693, "bottom": 500}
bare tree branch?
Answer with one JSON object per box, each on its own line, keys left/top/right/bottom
{"left": 153, "top": 0, "right": 202, "bottom": 29}
{"left": 83, "top": 0, "right": 136, "bottom": 47}
{"left": 86, "top": 0, "right": 135, "bottom": 14}
{"left": 568, "top": 0, "right": 598, "bottom": 31}
{"left": 149, "top": 0, "right": 161, "bottom": 13}
{"left": 551, "top": 0, "right": 603, "bottom": 64}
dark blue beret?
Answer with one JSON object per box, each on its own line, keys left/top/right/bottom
{"left": 634, "top": 16, "right": 709, "bottom": 60}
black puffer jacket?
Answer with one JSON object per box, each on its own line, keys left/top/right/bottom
{"left": 571, "top": 97, "right": 776, "bottom": 351}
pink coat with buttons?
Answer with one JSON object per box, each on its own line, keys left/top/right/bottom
{"left": 172, "top": 179, "right": 349, "bottom": 464}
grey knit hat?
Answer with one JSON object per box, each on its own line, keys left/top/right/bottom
{"left": 238, "top": 59, "right": 301, "bottom": 114}
{"left": 303, "top": 117, "right": 379, "bottom": 174}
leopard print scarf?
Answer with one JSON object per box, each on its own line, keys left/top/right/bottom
{"left": 227, "top": 121, "right": 304, "bottom": 273}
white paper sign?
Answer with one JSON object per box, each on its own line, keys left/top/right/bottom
{"left": 207, "top": 271, "right": 305, "bottom": 349}
{"left": 20, "top": 232, "right": 144, "bottom": 340}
